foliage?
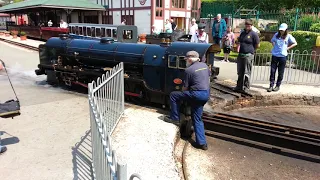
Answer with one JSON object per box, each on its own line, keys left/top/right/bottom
{"left": 310, "top": 23, "right": 320, "bottom": 32}
{"left": 290, "top": 31, "right": 320, "bottom": 52}
{"left": 297, "top": 14, "right": 320, "bottom": 31}
{"left": 19, "top": 31, "right": 26, "bottom": 36}
{"left": 254, "top": 41, "right": 273, "bottom": 65}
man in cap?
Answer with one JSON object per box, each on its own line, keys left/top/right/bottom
{"left": 164, "top": 51, "right": 210, "bottom": 150}
{"left": 235, "top": 19, "right": 260, "bottom": 92}
{"left": 190, "top": 23, "right": 209, "bottom": 44}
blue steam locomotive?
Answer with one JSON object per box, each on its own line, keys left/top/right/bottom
{"left": 35, "top": 35, "right": 220, "bottom": 107}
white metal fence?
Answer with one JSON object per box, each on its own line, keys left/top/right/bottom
{"left": 251, "top": 50, "right": 320, "bottom": 85}
{"left": 88, "top": 62, "right": 141, "bottom": 180}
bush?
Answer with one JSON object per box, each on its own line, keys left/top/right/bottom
{"left": 19, "top": 31, "right": 26, "bottom": 36}
{"left": 290, "top": 31, "right": 320, "bottom": 53}
{"left": 297, "top": 14, "right": 319, "bottom": 31}
{"left": 309, "top": 23, "right": 320, "bottom": 32}
{"left": 254, "top": 41, "right": 273, "bottom": 65}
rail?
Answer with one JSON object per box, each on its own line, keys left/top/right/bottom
{"left": 88, "top": 62, "right": 141, "bottom": 180}
{"left": 0, "top": 37, "right": 39, "bottom": 51}
{"left": 202, "top": 113, "right": 320, "bottom": 161}
{"left": 251, "top": 50, "right": 320, "bottom": 85}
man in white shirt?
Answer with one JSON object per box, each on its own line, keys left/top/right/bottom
{"left": 189, "top": 18, "right": 198, "bottom": 35}
{"left": 190, "top": 23, "right": 208, "bottom": 44}
{"left": 48, "top": 20, "right": 53, "bottom": 27}
{"left": 60, "top": 19, "right": 68, "bottom": 28}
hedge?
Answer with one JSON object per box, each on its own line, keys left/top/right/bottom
{"left": 254, "top": 41, "right": 273, "bottom": 65}
{"left": 290, "top": 31, "right": 320, "bottom": 53}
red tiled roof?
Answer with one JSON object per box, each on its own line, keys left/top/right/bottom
{"left": 0, "top": 13, "right": 9, "bottom": 17}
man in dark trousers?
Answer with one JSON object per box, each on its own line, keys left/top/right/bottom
{"left": 164, "top": 51, "right": 210, "bottom": 150}
{"left": 235, "top": 19, "right": 260, "bottom": 92}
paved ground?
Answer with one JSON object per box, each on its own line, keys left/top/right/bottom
{"left": 0, "top": 41, "right": 180, "bottom": 180}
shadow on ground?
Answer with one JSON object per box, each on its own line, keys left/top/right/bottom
{"left": 72, "top": 130, "right": 93, "bottom": 180}
{"left": 0, "top": 131, "right": 20, "bottom": 146}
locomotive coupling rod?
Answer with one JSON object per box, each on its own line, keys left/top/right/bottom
{"left": 202, "top": 113, "right": 320, "bottom": 161}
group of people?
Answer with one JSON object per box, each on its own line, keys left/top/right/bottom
{"left": 46, "top": 19, "right": 68, "bottom": 28}
{"left": 164, "top": 16, "right": 298, "bottom": 151}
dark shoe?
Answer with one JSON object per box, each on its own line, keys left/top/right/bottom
{"left": 267, "top": 86, "right": 273, "bottom": 92}
{"left": 191, "top": 142, "right": 208, "bottom": 150}
{"left": 163, "top": 115, "right": 180, "bottom": 126}
{"left": 273, "top": 86, "right": 280, "bottom": 92}
{"left": 0, "top": 146, "right": 7, "bottom": 154}
{"left": 233, "top": 87, "right": 242, "bottom": 92}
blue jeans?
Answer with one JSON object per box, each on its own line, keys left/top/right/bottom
{"left": 169, "top": 90, "right": 209, "bottom": 145}
{"left": 270, "top": 56, "right": 287, "bottom": 87}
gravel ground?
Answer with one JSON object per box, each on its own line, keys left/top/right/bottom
{"left": 230, "top": 106, "right": 320, "bottom": 131}
{"left": 111, "top": 105, "right": 180, "bottom": 180}
{"left": 185, "top": 136, "right": 320, "bottom": 180}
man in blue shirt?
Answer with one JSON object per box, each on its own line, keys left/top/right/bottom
{"left": 164, "top": 51, "right": 210, "bottom": 150}
{"left": 235, "top": 19, "right": 260, "bottom": 92}
{"left": 268, "top": 23, "right": 297, "bottom": 92}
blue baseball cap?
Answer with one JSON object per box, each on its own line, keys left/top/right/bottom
{"left": 279, "top": 23, "right": 288, "bottom": 31}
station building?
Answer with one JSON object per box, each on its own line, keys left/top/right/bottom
{"left": 93, "top": 0, "right": 201, "bottom": 34}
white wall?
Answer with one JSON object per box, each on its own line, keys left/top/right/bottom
{"left": 154, "top": 19, "right": 164, "bottom": 32}
{"left": 186, "top": 0, "right": 192, "bottom": 10}
{"left": 164, "top": 10, "right": 170, "bottom": 21}
{"left": 134, "top": 10, "right": 151, "bottom": 34}
{"left": 170, "top": 11, "right": 186, "bottom": 17}
{"left": 135, "top": 0, "right": 151, "bottom": 7}
{"left": 113, "top": 0, "right": 121, "bottom": 8}
{"left": 113, "top": 11, "right": 121, "bottom": 25}
{"left": 164, "top": 0, "right": 170, "bottom": 8}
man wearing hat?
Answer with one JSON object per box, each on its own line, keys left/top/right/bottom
{"left": 235, "top": 19, "right": 260, "bottom": 92}
{"left": 190, "top": 23, "right": 209, "bottom": 44}
{"left": 164, "top": 51, "right": 210, "bottom": 150}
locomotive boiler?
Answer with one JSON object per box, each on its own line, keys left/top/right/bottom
{"left": 35, "top": 34, "right": 220, "bottom": 107}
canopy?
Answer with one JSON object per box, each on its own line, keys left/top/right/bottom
{"left": 0, "top": 0, "right": 106, "bottom": 13}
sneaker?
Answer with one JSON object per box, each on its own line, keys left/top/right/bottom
{"left": 163, "top": 115, "right": 180, "bottom": 126}
{"left": 267, "top": 86, "right": 273, "bottom": 92}
{"left": 273, "top": 86, "right": 280, "bottom": 92}
{"left": 225, "top": 59, "right": 230, "bottom": 62}
{"left": 191, "top": 142, "right": 208, "bottom": 150}
{"left": 0, "top": 146, "right": 7, "bottom": 154}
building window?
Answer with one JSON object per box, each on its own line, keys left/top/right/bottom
{"left": 121, "top": 15, "right": 134, "bottom": 25}
{"left": 172, "top": 0, "right": 185, "bottom": 9}
{"left": 156, "top": 0, "right": 163, "bottom": 18}
{"left": 102, "top": 15, "right": 113, "bottom": 24}
{"left": 192, "top": 0, "right": 199, "bottom": 10}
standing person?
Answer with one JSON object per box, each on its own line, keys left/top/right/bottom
{"left": 189, "top": 18, "right": 198, "bottom": 35}
{"left": 211, "top": 14, "right": 227, "bottom": 48}
{"left": 235, "top": 19, "right": 260, "bottom": 92}
{"left": 268, "top": 23, "right": 297, "bottom": 92}
{"left": 164, "top": 51, "right": 210, "bottom": 150}
{"left": 221, "top": 26, "right": 235, "bottom": 62}
{"left": 47, "top": 20, "right": 53, "bottom": 27}
{"left": 171, "top": 19, "right": 177, "bottom": 31}
{"left": 59, "top": 19, "right": 68, "bottom": 28}
{"left": 164, "top": 19, "right": 173, "bottom": 33}
{"left": 190, "top": 23, "right": 209, "bottom": 44}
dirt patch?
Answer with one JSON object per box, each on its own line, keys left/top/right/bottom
{"left": 230, "top": 106, "right": 320, "bottom": 131}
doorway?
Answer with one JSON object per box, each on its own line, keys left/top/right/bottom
{"left": 171, "top": 17, "right": 185, "bottom": 30}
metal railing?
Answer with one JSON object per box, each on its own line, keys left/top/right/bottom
{"left": 251, "top": 50, "right": 320, "bottom": 85}
{"left": 88, "top": 62, "right": 141, "bottom": 180}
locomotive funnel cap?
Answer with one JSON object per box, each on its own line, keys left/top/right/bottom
{"left": 186, "top": 51, "right": 200, "bottom": 58}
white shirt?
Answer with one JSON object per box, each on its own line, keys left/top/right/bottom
{"left": 190, "top": 32, "right": 209, "bottom": 44}
{"left": 189, "top": 24, "right": 198, "bottom": 35}
{"left": 48, "top": 21, "right": 53, "bottom": 27}
{"left": 60, "top": 22, "right": 68, "bottom": 28}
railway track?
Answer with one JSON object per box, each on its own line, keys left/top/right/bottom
{"left": 201, "top": 112, "right": 320, "bottom": 161}
{"left": 212, "top": 82, "right": 253, "bottom": 98}
{"left": 0, "top": 37, "right": 39, "bottom": 51}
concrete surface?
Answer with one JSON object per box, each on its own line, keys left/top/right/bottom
{"left": 0, "top": 40, "right": 180, "bottom": 180}
{"left": 0, "top": 35, "right": 44, "bottom": 48}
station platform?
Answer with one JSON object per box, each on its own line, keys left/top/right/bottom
{"left": 0, "top": 35, "right": 44, "bottom": 49}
